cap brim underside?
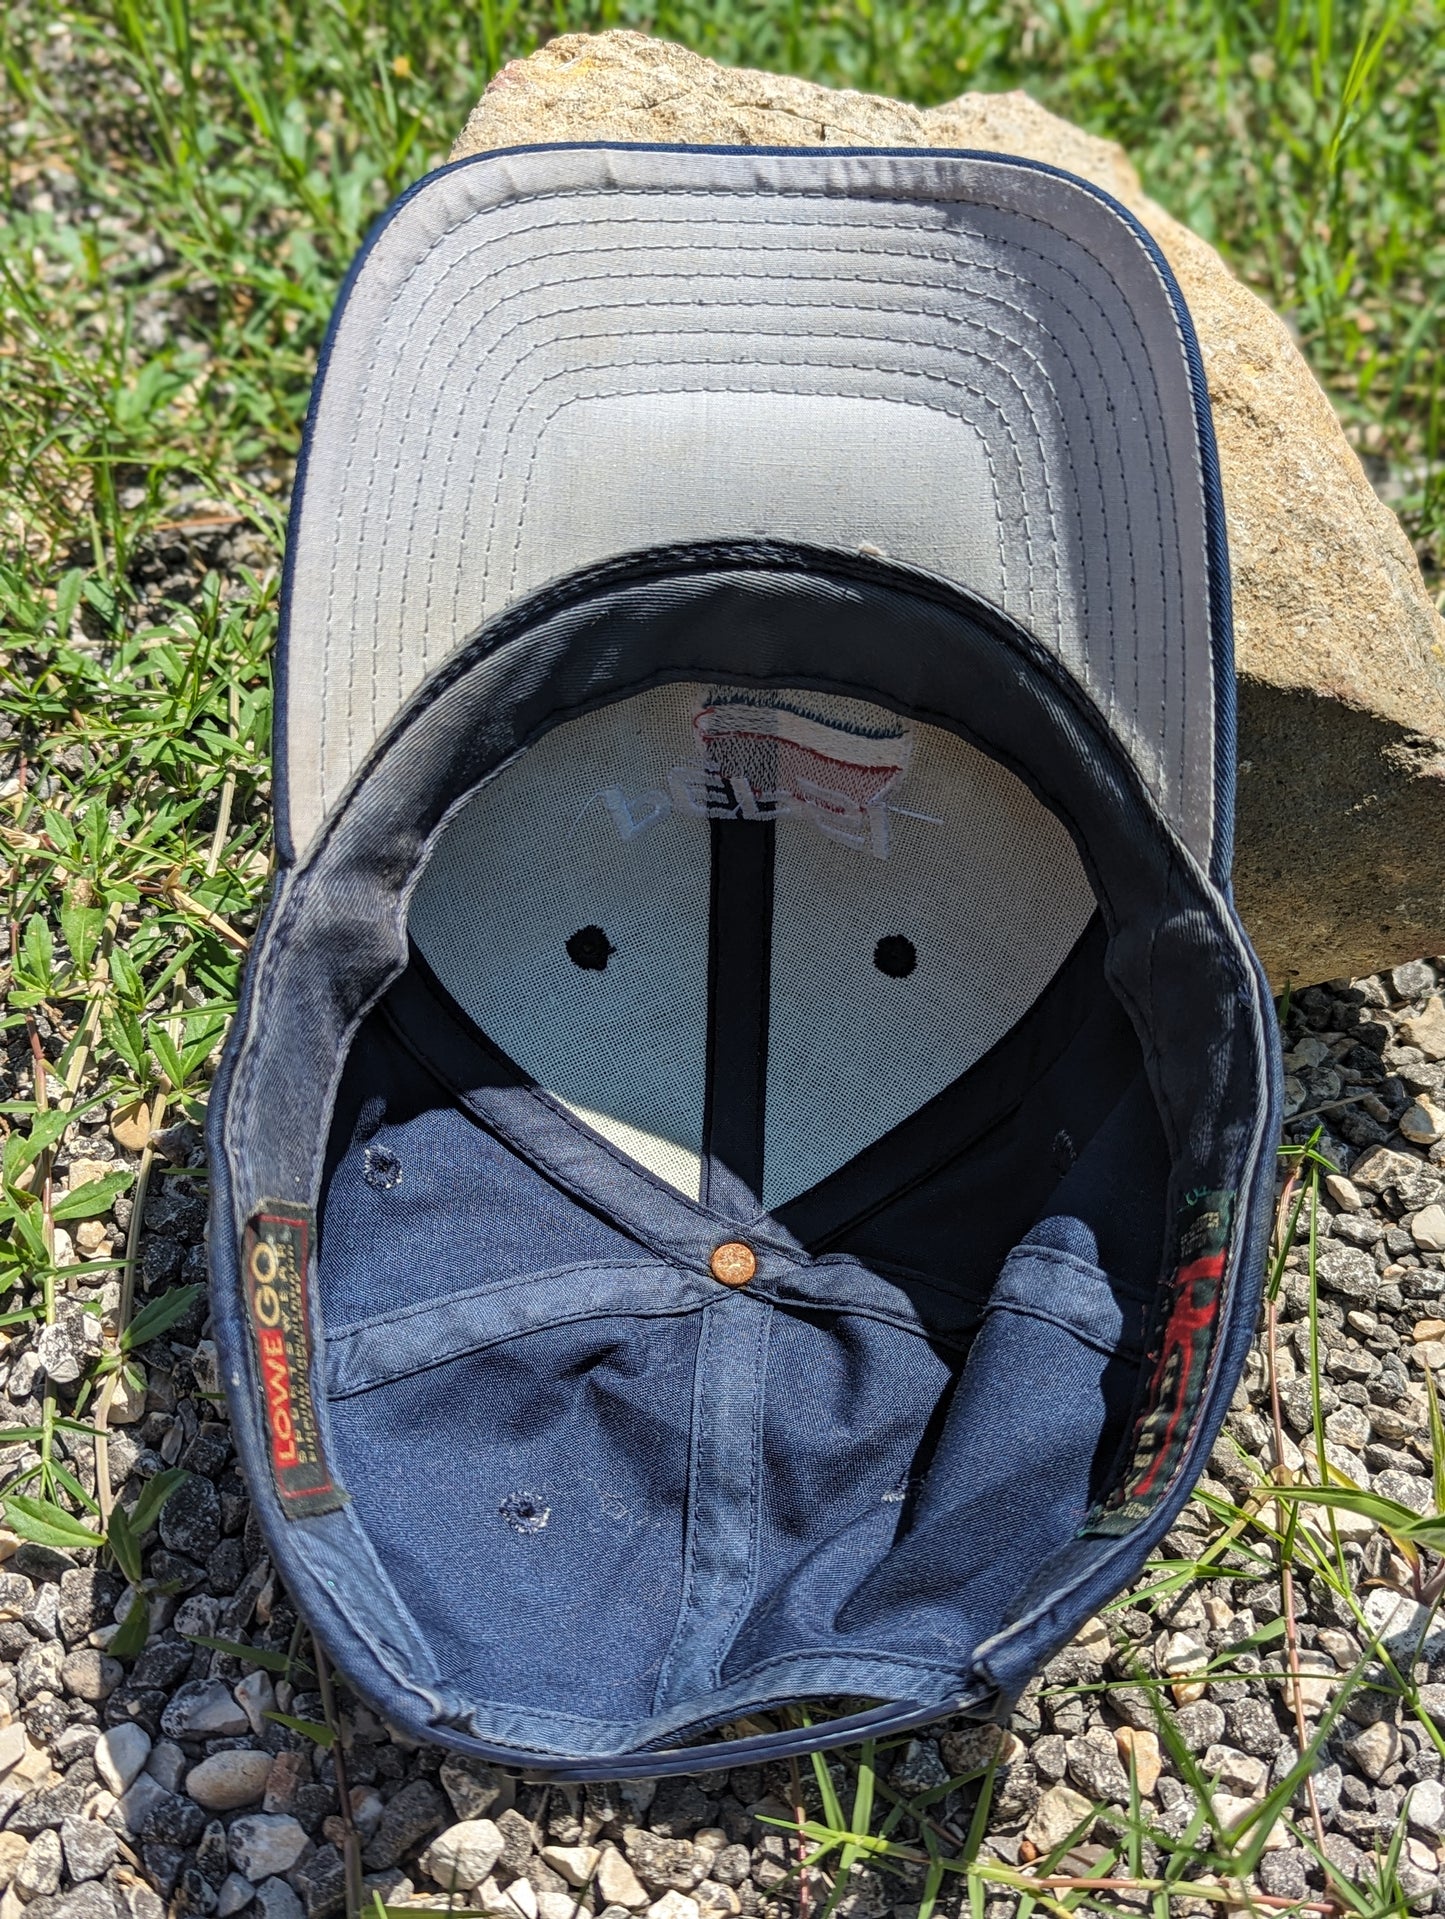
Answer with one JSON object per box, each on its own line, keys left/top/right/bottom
{"left": 280, "top": 142, "right": 1220, "bottom": 867}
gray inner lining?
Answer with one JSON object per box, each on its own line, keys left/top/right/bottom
{"left": 282, "top": 146, "right": 1214, "bottom": 861}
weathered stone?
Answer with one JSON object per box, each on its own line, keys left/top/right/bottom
{"left": 1201, "top": 1744, "right": 1267, "bottom": 1798}
{"left": 1064, "top": 1731, "right": 1130, "bottom": 1804}
{"left": 1259, "top": 1847, "right": 1310, "bottom": 1902}
{"left": 1113, "top": 1728, "right": 1162, "bottom": 1797}
{"left": 1363, "top": 1587, "right": 1445, "bottom": 1663}
{"left": 215, "top": 1875, "right": 254, "bottom": 1918}
{"left": 33, "top": 1315, "right": 103, "bottom": 1388}
{"left": 1021, "top": 1785, "right": 1094, "bottom": 1854}
{"left": 1412, "top": 1205, "right": 1445, "bottom": 1253}
{"left": 888, "top": 1739, "right": 950, "bottom": 1797}
{"left": 10, "top": 1779, "right": 88, "bottom": 1836}
{"left": 493, "top": 1807, "right": 536, "bottom": 1880}
{"left": 261, "top": 1752, "right": 306, "bottom": 1818}
{"left": 1327, "top": 1173, "right": 1366, "bottom": 1212}
{"left": 175, "top": 1869, "right": 219, "bottom": 1919}
{"left": 621, "top": 1830, "right": 707, "bottom": 1895}
{"left": 29, "top": 1888, "right": 119, "bottom": 1919}
{"left": 143, "top": 1742, "right": 187, "bottom": 1795}
{"left": 1315, "top": 1241, "right": 1379, "bottom": 1302}
{"left": 15, "top": 1830, "right": 63, "bottom": 1901}
{"left": 646, "top": 1895, "right": 698, "bottom": 1919}
{"left": 1401, "top": 1098, "right": 1445, "bottom": 1146}
{"left": 290, "top": 1844, "right": 344, "bottom": 1919}
{"left": 0, "top": 1723, "right": 31, "bottom": 1779}
{"left": 1403, "top": 999, "right": 1445, "bottom": 1062}
{"left": 595, "top": 1847, "right": 649, "bottom": 1911}
{"left": 160, "top": 1683, "right": 248, "bottom": 1742}
{"left": 1173, "top": 1701, "right": 1227, "bottom": 1751}
{"left": 1408, "top": 1778, "right": 1445, "bottom": 1837}
{"left": 251, "top": 1882, "right": 302, "bottom": 1919}
{"left": 360, "top": 1780, "right": 445, "bottom": 1872}
{"left": 419, "top": 1820, "right": 505, "bottom": 1892}
{"left": 1209, "top": 1792, "right": 1260, "bottom": 1836}
{"left": 449, "top": 28, "right": 1445, "bottom": 989}
{"left": 438, "top": 1757, "right": 506, "bottom": 1823}
{"left": 59, "top": 1652, "right": 121, "bottom": 1704}
{"left": 197, "top": 1819, "right": 230, "bottom": 1888}
{"left": 157, "top": 1478, "right": 221, "bottom": 1564}
{"left": 493, "top": 1879, "right": 538, "bottom": 1919}
{"left": 1351, "top": 1144, "right": 1427, "bottom": 1192}
{"left": 232, "top": 1672, "right": 273, "bottom": 1738}
{"left": 58, "top": 1818, "right": 118, "bottom": 1883}
{"left": 227, "top": 1816, "right": 309, "bottom": 1883}
{"left": 106, "top": 1773, "right": 171, "bottom": 1840}
{"left": 0, "top": 1832, "right": 30, "bottom": 1890}
{"left": 112, "top": 1879, "right": 165, "bottom": 1919}
{"left": 142, "top": 1795, "right": 206, "bottom": 1852}
{"left": 937, "top": 1722, "right": 1009, "bottom": 1773}
{"left": 1284, "top": 1651, "right": 1336, "bottom": 1714}
{"left": 185, "top": 1752, "right": 272, "bottom": 1814}
{"left": 1348, "top": 1719, "right": 1402, "bottom": 1782}
{"left": 17, "top": 1642, "right": 64, "bottom": 1703}
{"left": 541, "top": 1845, "right": 600, "bottom": 1889}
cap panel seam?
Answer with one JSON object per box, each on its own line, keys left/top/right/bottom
{"left": 651, "top": 1296, "right": 773, "bottom": 1710}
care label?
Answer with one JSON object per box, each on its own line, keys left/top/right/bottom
{"left": 1085, "top": 1189, "right": 1235, "bottom": 1537}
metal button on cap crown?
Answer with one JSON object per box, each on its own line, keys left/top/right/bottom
{"left": 710, "top": 1241, "right": 757, "bottom": 1287}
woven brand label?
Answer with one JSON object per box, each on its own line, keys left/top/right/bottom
{"left": 583, "top": 691, "right": 929, "bottom": 859}
{"left": 1084, "top": 1188, "right": 1235, "bottom": 1538}
{"left": 241, "top": 1204, "right": 346, "bottom": 1518}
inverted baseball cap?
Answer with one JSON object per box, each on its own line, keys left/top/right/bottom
{"left": 208, "top": 142, "right": 1281, "bottom": 1777}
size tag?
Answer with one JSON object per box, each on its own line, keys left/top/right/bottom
{"left": 1084, "top": 1189, "right": 1235, "bottom": 1537}
{"left": 241, "top": 1204, "right": 347, "bottom": 1518}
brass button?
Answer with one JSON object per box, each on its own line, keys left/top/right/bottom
{"left": 710, "top": 1241, "right": 757, "bottom": 1287}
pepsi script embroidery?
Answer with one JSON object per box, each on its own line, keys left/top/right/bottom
{"left": 1085, "top": 1189, "right": 1236, "bottom": 1536}
{"left": 576, "top": 692, "right": 937, "bottom": 858}
{"left": 241, "top": 1205, "right": 347, "bottom": 1517}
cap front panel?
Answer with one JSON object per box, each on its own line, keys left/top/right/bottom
{"left": 410, "top": 683, "right": 711, "bottom": 1194}
{"left": 410, "top": 681, "right": 1095, "bottom": 1206}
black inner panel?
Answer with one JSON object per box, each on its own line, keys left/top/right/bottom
{"left": 701, "top": 818, "right": 776, "bottom": 1209}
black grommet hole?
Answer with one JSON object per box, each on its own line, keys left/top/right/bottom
{"left": 566, "top": 926, "right": 615, "bottom": 971}
{"left": 362, "top": 1145, "right": 402, "bottom": 1190}
{"left": 499, "top": 1491, "right": 550, "bottom": 1534}
{"left": 873, "top": 935, "right": 916, "bottom": 978}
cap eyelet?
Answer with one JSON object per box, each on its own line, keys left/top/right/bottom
{"left": 566, "top": 926, "right": 615, "bottom": 971}
{"left": 874, "top": 935, "right": 916, "bottom": 978}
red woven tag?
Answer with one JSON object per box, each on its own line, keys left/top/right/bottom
{"left": 1085, "top": 1188, "right": 1235, "bottom": 1537}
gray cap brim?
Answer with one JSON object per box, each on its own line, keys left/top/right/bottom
{"left": 278, "top": 143, "right": 1227, "bottom": 869}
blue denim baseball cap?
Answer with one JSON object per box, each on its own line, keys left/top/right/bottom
{"left": 208, "top": 144, "right": 1282, "bottom": 1777}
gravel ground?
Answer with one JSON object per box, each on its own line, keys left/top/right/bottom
{"left": 1, "top": 961, "right": 1445, "bottom": 1917}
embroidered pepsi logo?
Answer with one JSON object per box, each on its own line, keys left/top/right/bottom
{"left": 1083, "top": 1188, "right": 1235, "bottom": 1538}
{"left": 241, "top": 1204, "right": 347, "bottom": 1519}
{"left": 577, "top": 692, "right": 934, "bottom": 858}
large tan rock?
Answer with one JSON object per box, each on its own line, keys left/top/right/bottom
{"left": 452, "top": 32, "right": 1445, "bottom": 989}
